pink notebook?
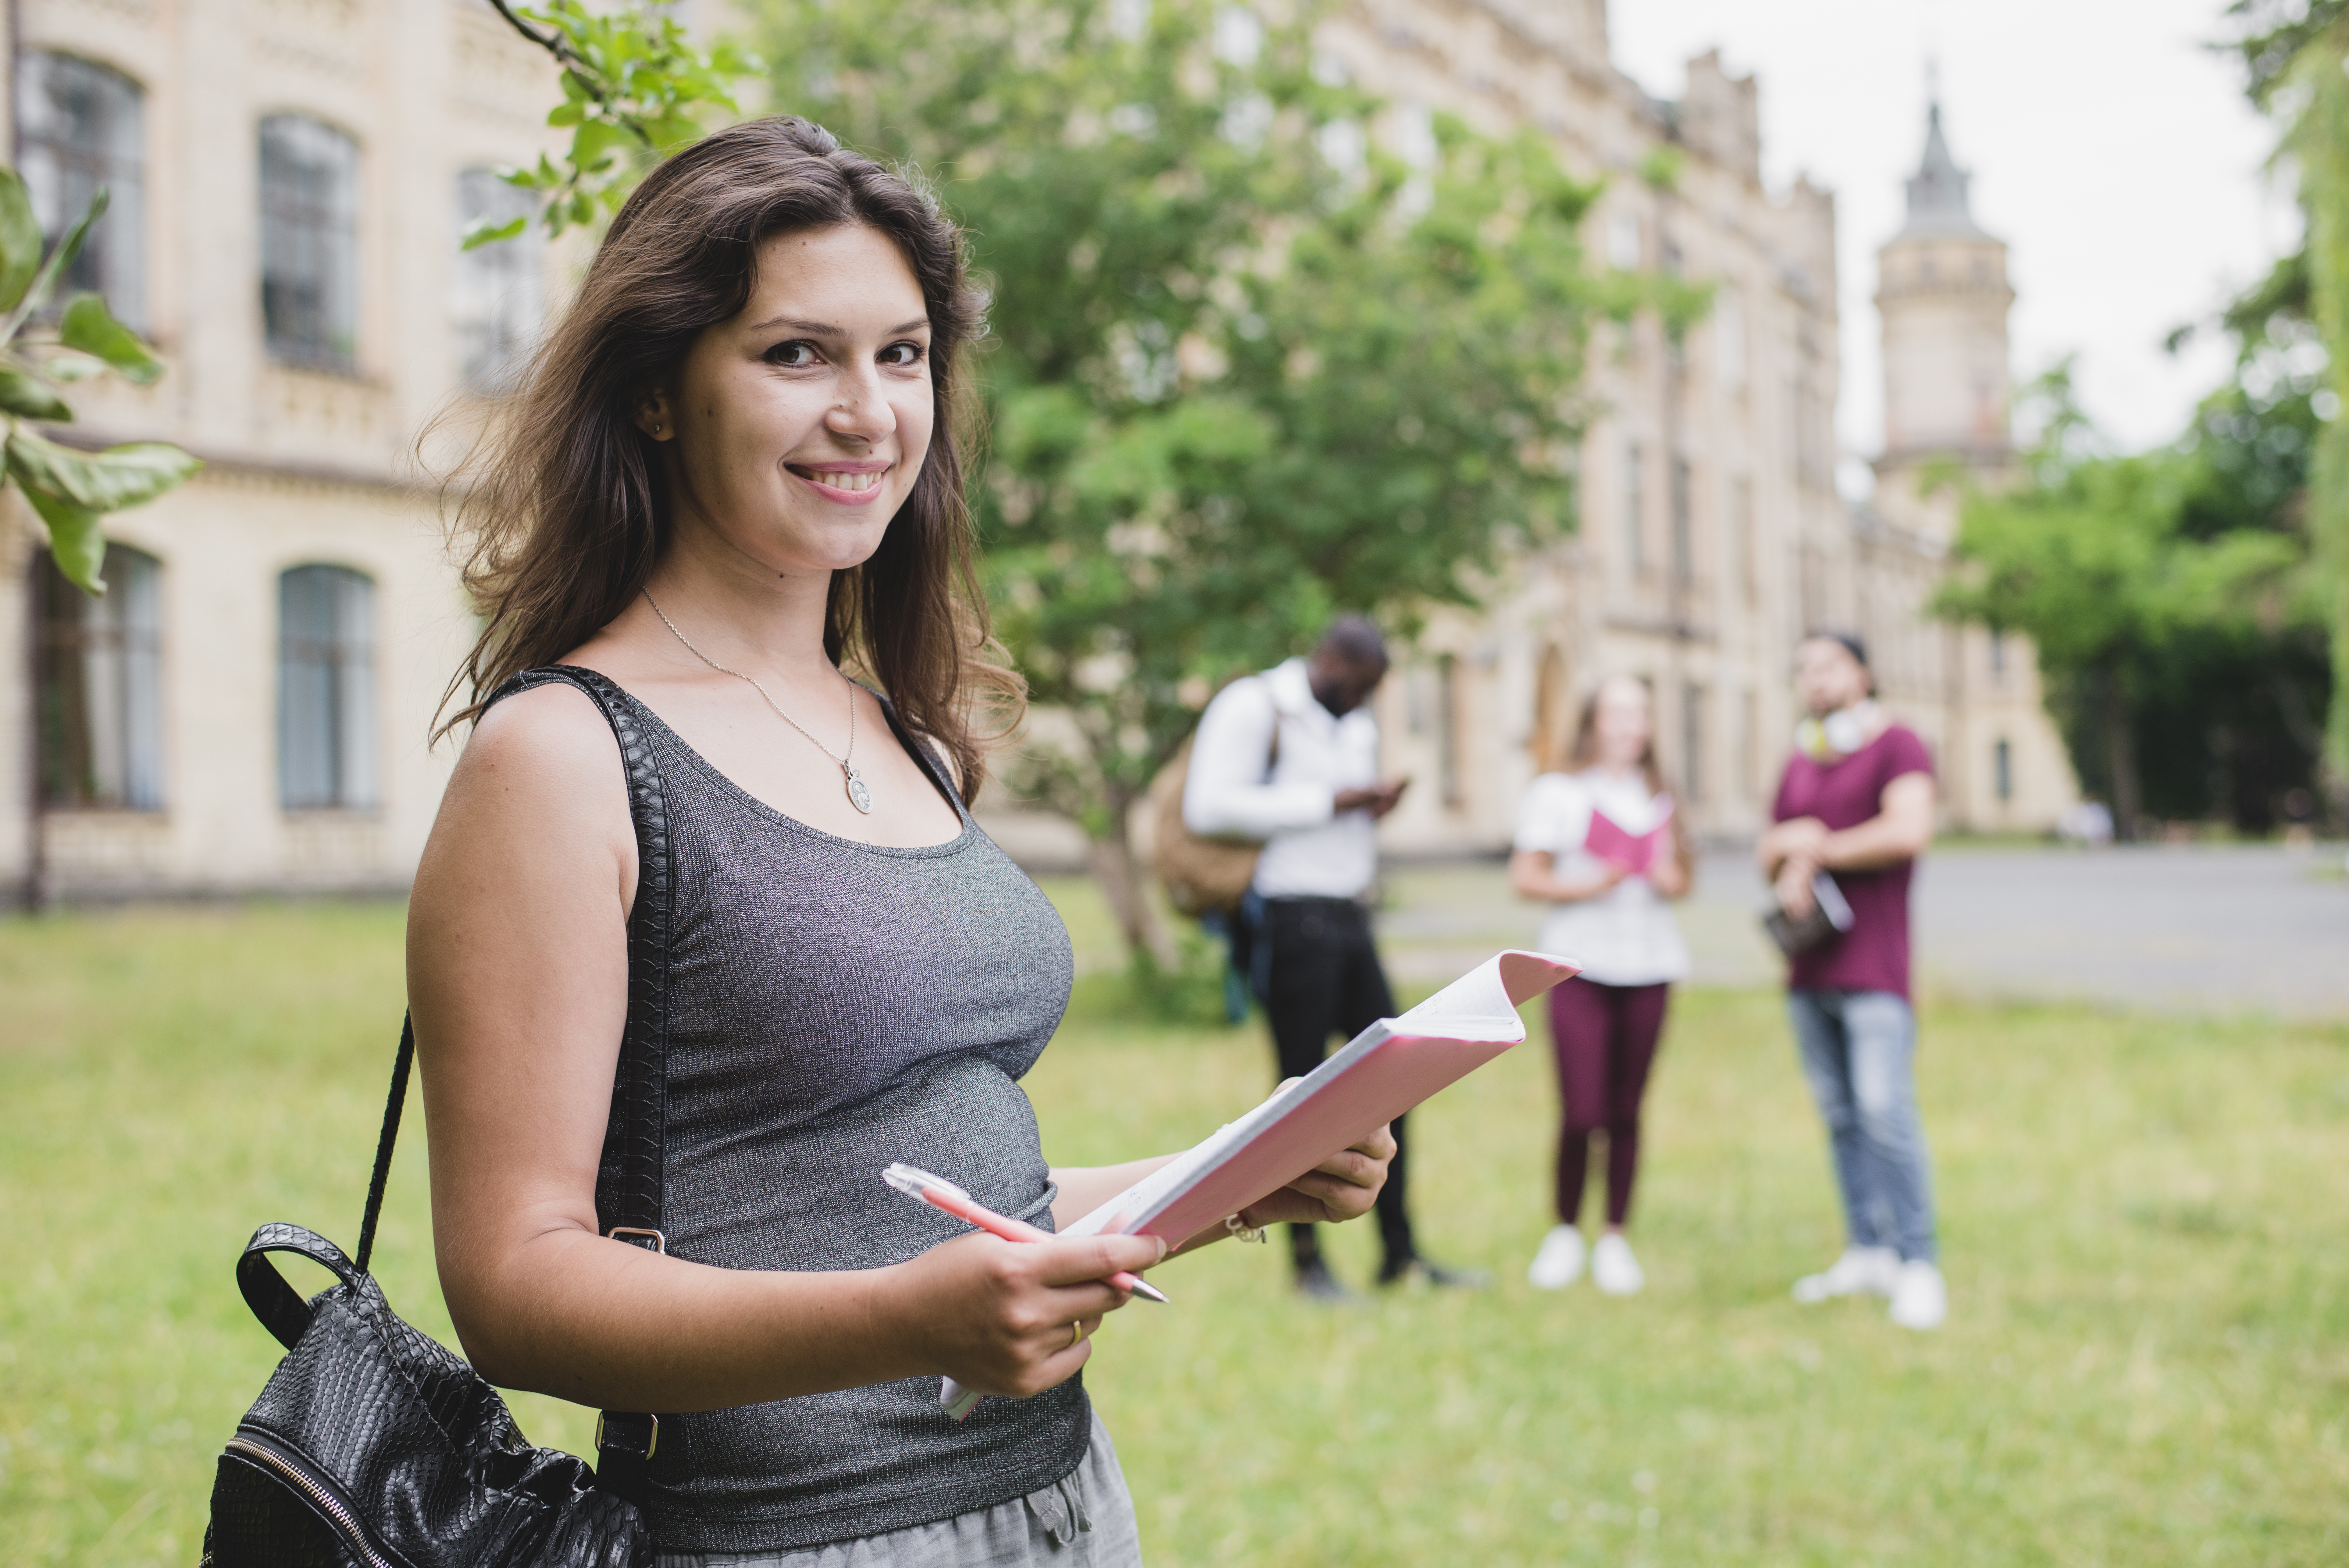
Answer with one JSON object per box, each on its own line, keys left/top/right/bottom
{"left": 1060, "top": 950, "right": 1579, "bottom": 1247}
{"left": 1583, "top": 797, "right": 1674, "bottom": 875}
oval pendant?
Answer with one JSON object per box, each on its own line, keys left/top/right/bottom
{"left": 845, "top": 765, "right": 873, "bottom": 814}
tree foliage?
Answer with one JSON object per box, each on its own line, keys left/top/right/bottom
{"left": 469, "top": 0, "right": 760, "bottom": 247}
{"left": 0, "top": 175, "right": 198, "bottom": 595}
{"left": 762, "top": 0, "right": 1695, "bottom": 954}
{"left": 2224, "top": 0, "right": 2349, "bottom": 803}
{"left": 1938, "top": 362, "right": 2329, "bottom": 832}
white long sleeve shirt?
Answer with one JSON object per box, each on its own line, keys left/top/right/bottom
{"left": 1182, "top": 657, "right": 1381, "bottom": 899}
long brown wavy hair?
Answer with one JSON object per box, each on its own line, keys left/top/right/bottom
{"left": 435, "top": 116, "right": 1021, "bottom": 798}
{"left": 1562, "top": 676, "right": 1694, "bottom": 877}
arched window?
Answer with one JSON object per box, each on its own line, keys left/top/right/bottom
{"left": 16, "top": 53, "right": 146, "bottom": 328}
{"left": 260, "top": 115, "right": 360, "bottom": 370}
{"left": 453, "top": 167, "right": 543, "bottom": 392}
{"left": 37, "top": 544, "right": 164, "bottom": 809}
{"left": 279, "top": 565, "right": 377, "bottom": 809}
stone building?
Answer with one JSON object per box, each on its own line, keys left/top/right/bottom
{"left": 1303, "top": 0, "right": 2075, "bottom": 858}
{"left": 0, "top": 0, "right": 2073, "bottom": 903}
{"left": 0, "top": 0, "right": 561, "bottom": 901}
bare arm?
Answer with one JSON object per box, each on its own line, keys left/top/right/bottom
{"left": 1508, "top": 848, "right": 1627, "bottom": 904}
{"left": 1762, "top": 772, "right": 1936, "bottom": 915}
{"left": 1815, "top": 772, "right": 1937, "bottom": 869}
{"left": 409, "top": 686, "right": 1161, "bottom": 1411}
{"left": 1050, "top": 1118, "right": 1397, "bottom": 1258}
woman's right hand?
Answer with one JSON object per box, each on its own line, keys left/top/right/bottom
{"left": 889, "top": 1229, "right": 1167, "bottom": 1399}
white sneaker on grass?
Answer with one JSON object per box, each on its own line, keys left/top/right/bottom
{"left": 1592, "top": 1232, "right": 1645, "bottom": 1295}
{"left": 1526, "top": 1224, "right": 1586, "bottom": 1290}
{"left": 1791, "top": 1245, "right": 1900, "bottom": 1303}
{"left": 1888, "top": 1260, "right": 1947, "bottom": 1330}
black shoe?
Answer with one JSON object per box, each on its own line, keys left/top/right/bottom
{"left": 1376, "top": 1254, "right": 1492, "bottom": 1290}
{"left": 1293, "top": 1257, "right": 1356, "bottom": 1303}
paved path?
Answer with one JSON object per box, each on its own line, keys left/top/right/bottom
{"left": 1379, "top": 843, "right": 2349, "bottom": 1020}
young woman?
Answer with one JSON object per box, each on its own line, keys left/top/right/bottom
{"left": 1508, "top": 676, "right": 1692, "bottom": 1296}
{"left": 407, "top": 117, "right": 1395, "bottom": 1566}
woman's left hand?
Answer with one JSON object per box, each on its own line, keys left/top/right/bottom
{"left": 1230, "top": 1121, "right": 1398, "bottom": 1228}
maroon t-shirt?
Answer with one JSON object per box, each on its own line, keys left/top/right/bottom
{"left": 1770, "top": 724, "right": 1935, "bottom": 999}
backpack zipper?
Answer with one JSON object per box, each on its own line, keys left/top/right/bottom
{"left": 224, "top": 1432, "right": 401, "bottom": 1568}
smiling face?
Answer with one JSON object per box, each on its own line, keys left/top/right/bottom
{"left": 640, "top": 223, "right": 934, "bottom": 577}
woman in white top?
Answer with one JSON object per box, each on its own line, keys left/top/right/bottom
{"left": 1509, "top": 676, "right": 1692, "bottom": 1294}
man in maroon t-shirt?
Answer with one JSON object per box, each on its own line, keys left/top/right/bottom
{"left": 1758, "top": 632, "right": 1945, "bottom": 1330}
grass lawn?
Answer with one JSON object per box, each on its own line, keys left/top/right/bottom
{"left": 4, "top": 894, "right": 2346, "bottom": 1566}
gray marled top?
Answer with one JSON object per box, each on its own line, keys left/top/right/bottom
{"left": 567, "top": 683, "right": 1083, "bottom": 1554}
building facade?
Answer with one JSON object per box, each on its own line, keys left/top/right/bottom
{"left": 0, "top": 0, "right": 2074, "bottom": 903}
{"left": 0, "top": 0, "right": 561, "bottom": 900}
{"left": 1305, "top": 0, "right": 2075, "bottom": 856}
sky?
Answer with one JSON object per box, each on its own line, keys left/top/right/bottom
{"left": 1607, "top": 0, "right": 2301, "bottom": 486}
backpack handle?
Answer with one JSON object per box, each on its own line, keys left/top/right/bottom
{"left": 236, "top": 1222, "right": 366, "bottom": 1352}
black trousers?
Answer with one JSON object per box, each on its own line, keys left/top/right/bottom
{"left": 1256, "top": 896, "right": 1415, "bottom": 1270}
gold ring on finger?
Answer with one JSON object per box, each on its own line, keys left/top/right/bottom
{"left": 1068, "top": 1320, "right": 1087, "bottom": 1350}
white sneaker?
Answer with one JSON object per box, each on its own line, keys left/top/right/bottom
{"left": 1888, "top": 1260, "right": 1947, "bottom": 1330}
{"left": 1591, "top": 1232, "right": 1645, "bottom": 1295}
{"left": 1791, "top": 1245, "right": 1900, "bottom": 1303}
{"left": 1526, "top": 1224, "right": 1586, "bottom": 1289}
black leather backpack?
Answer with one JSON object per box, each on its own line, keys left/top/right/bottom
{"left": 203, "top": 670, "right": 674, "bottom": 1568}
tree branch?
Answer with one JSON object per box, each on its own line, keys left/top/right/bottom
{"left": 485, "top": 0, "right": 574, "bottom": 64}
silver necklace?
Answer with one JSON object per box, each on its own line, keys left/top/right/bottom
{"left": 642, "top": 588, "right": 873, "bottom": 813}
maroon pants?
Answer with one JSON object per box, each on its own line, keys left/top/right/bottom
{"left": 1547, "top": 978, "right": 1671, "bottom": 1228}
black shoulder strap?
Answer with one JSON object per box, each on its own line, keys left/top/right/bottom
{"left": 508, "top": 666, "right": 676, "bottom": 1247}
{"left": 356, "top": 664, "right": 676, "bottom": 1482}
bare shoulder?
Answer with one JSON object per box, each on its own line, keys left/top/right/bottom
{"left": 441, "top": 684, "right": 629, "bottom": 828}
{"left": 416, "top": 681, "right": 635, "bottom": 913}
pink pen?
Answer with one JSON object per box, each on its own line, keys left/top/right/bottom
{"left": 881, "top": 1164, "right": 1169, "bottom": 1303}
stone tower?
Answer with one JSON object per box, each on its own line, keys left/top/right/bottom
{"left": 1852, "top": 96, "right": 2077, "bottom": 832}
{"left": 1871, "top": 101, "right": 2016, "bottom": 538}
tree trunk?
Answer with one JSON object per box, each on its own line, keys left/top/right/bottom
{"left": 2098, "top": 661, "right": 2142, "bottom": 841}
{"left": 1085, "top": 805, "right": 1178, "bottom": 969}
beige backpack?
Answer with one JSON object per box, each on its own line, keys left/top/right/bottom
{"left": 1146, "top": 707, "right": 1278, "bottom": 917}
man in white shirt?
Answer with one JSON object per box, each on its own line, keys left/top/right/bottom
{"left": 1185, "top": 618, "right": 1476, "bottom": 1298}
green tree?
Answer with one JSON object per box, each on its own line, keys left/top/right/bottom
{"left": 0, "top": 177, "right": 198, "bottom": 594}
{"left": 2226, "top": 0, "right": 2349, "bottom": 812}
{"left": 765, "top": 0, "right": 1692, "bottom": 959}
{"left": 1937, "top": 362, "right": 2328, "bottom": 834}
{"left": 469, "top": 0, "right": 759, "bottom": 248}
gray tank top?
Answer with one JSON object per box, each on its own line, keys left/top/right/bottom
{"left": 489, "top": 672, "right": 1084, "bottom": 1554}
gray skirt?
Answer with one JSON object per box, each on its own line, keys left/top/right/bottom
{"left": 653, "top": 1411, "right": 1142, "bottom": 1568}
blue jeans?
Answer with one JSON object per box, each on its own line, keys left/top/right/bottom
{"left": 1787, "top": 989, "right": 1938, "bottom": 1264}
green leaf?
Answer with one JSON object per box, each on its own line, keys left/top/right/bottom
{"left": 460, "top": 214, "right": 529, "bottom": 251}
{"left": 17, "top": 481, "right": 107, "bottom": 593}
{"left": 58, "top": 293, "right": 163, "bottom": 385}
{"left": 6, "top": 428, "right": 199, "bottom": 511}
{"left": 0, "top": 364, "right": 71, "bottom": 419}
{"left": 0, "top": 171, "right": 42, "bottom": 314}
{"left": 18, "top": 187, "right": 108, "bottom": 319}
{"left": 569, "top": 118, "right": 633, "bottom": 173}
{"left": 40, "top": 348, "right": 107, "bottom": 383}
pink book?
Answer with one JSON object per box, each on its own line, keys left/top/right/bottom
{"left": 1060, "top": 950, "right": 1579, "bottom": 1248}
{"left": 937, "top": 949, "right": 1579, "bottom": 1418}
{"left": 1582, "top": 797, "right": 1674, "bottom": 875}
